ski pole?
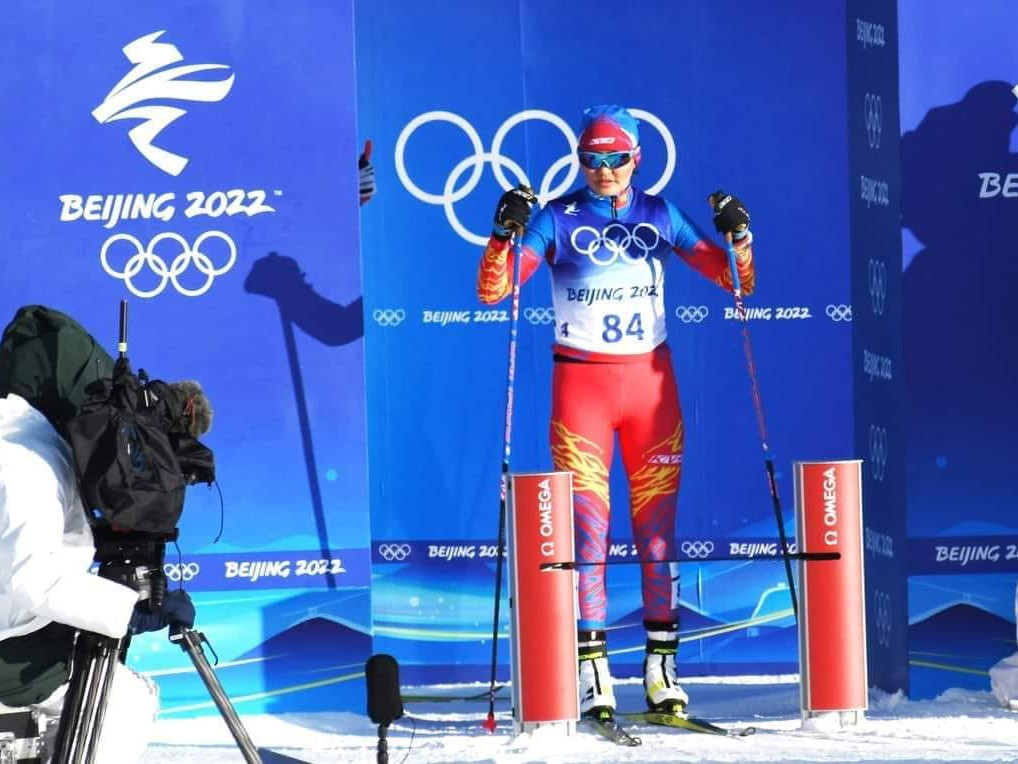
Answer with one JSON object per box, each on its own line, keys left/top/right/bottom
{"left": 724, "top": 236, "right": 799, "bottom": 621}
{"left": 482, "top": 224, "right": 526, "bottom": 733}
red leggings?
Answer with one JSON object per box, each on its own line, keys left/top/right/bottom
{"left": 550, "top": 345, "right": 683, "bottom": 629}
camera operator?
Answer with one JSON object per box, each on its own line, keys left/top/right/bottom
{"left": 0, "top": 392, "right": 194, "bottom": 762}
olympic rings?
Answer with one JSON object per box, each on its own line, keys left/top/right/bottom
{"left": 163, "top": 562, "right": 200, "bottom": 582}
{"left": 373, "top": 309, "right": 407, "bottom": 327}
{"left": 523, "top": 307, "right": 555, "bottom": 325}
{"left": 570, "top": 222, "right": 663, "bottom": 266}
{"left": 873, "top": 589, "right": 892, "bottom": 647}
{"left": 395, "top": 108, "right": 676, "bottom": 245}
{"left": 674, "top": 305, "right": 709, "bottom": 323}
{"left": 826, "top": 304, "right": 853, "bottom": 322}
{"left": 378, "top": 543, "right": 412, "bottom": 562}
{"left": 869, "top": 424, "right": 888, "bottom": 481}
{"left": 868, "top": 259, "right": 887, "bottom": 315}
{"left": 680, "top": 540, "right": 715, "bottom": 559}
{"left": 864, "top": 93, "right": 882, "bottom": 149}
{"left": 100, "top": 230, "right": 236, "bottom": 298}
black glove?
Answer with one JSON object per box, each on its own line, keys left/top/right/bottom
{"left": 492, "top": 185, "right": 537, "bottom": 239}
{"left": 129, "top": 589, "right": 195, "bottom": 635}
{"left": 709, "top": 190, "right": 750, "bottom": 239}
{"left": 359, "top": 140, "right": 375, "bottom": 205}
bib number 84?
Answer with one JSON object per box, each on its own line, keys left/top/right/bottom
{"left": 603, "top": 313, "right": 644, "bottom": 343}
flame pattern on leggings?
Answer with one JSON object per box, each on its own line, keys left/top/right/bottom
{"left": 551, "top": 420, "right": 610, "bottom": 625}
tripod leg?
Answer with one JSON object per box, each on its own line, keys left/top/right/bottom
{"left": 81, "top": 638, "right": 121, "bottom": 758}
{"left": 51, "top": 633, "right": 122, "bottom": 764}
{"left": 171, "top": 628, "right": 262, "bottom": 764}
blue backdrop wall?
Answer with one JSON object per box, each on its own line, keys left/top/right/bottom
{"left": 0, "top": 0, "right": 372, "bottom": 715}
{"left": 2, "top": 0, "right": 962, "bottom": 715}
{"left": 897, "top": 0, "right": 1018, "bottom": 699}
{"left": 355, "top": 0, "right": 901, "bottom": 686}
{"left": 848, "top": 0, "right": 908, "bottom": 695}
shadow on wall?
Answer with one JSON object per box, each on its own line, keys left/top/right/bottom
{"left": 901, "top": 80, "right": 1018, "bottom": 525}
{"left": 243, "top": 251, "right": 365, "bottom": 587}
{"left": 901, "top": 81, "right": 1018, "bottom": 696}
{"left": 245, "top": 251, "right": 364, "bottom": 345}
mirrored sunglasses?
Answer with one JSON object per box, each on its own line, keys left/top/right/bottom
{"left": 577, "top": 150, "right": 634, "bottom": 170}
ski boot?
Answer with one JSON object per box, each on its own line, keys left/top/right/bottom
{"left": 643, "top": 622, "right": 688, "bottom": 715}
{"left": 578, "top": 629, "right": 616, "bottom": 722}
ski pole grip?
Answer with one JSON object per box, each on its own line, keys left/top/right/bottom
{"left": 118, "top": 299, "right": 128, "bottom": 358}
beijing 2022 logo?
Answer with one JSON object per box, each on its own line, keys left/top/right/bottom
{"left": 59, "top": 31, "right": 281, "bottom": 298}
{"left": 93, "top": 30, "right": 235, "bottom": 177}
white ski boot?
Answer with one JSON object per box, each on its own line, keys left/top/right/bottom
{"left": 643, "top": 624, "right": 688, "bottom": 714}
{"left": 578, "top": 630, "right": 616, "bottom": 720}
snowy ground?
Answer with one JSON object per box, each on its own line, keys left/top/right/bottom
{"left": 142, "top": 675, "right": 1018, "bottom": 763}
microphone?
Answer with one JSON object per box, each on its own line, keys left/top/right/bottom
{"left": 366, "top": 654, "right": 404, "bottom": 764}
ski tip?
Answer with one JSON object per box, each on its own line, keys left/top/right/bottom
{"left": 481, "top": 713, "right": 497, "bottom": 733}
{"left": 581, "top": 717, "right": 642, "bottom": 746}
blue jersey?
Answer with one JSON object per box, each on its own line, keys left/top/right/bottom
{"left": 522, "top": 187, "right": 709, "bottom": 355}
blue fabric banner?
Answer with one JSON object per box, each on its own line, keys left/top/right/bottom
{"left": 356, "top": 0, "right": 856, "bottom": 681}
{"left": 0, "top": 0, "right": 371, "bottom": 714}
{"left": 897, "top": 0, "right": 1018, "bottom": 699}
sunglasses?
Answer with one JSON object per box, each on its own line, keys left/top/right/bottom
{"left": 577, "top": 150, "right": 635, "bottom": 170}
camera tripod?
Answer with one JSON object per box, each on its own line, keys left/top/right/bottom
{"left": 47, "top": 534, "right": 307, "bottom": 764}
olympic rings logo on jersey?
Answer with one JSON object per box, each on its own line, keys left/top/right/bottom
{"left": 373, "top": 309, "right": 406, "bottom": 327}
{"left": 101, "top": 231, "right": 236, "bottom": 298}
{"left": 680, "top": 540, "right": 714, "bottom": 559}
{"left": 675, "top": 305, "right": 709, "bottom": 323}
{"left": 570, "top": 222, "right": 663, "bottom": 266}
{"left": 826, "top": 304, "right": 853, "bottom": 322}
{"left": 395, "top": 108, "right": 677, "bottom": 246}
{"left": 163, "top": 562, "right": 200, "bottom": 582}
{"left": 524, "top": 307, "right": 555, "bottom": 325}
{"left": 869, "top": 424, "right": 888, "bottom": 482}
{"left": 378, "top": 543, "right": 412, "bottom": 562}
{"left": 868, "top": 259, "right": 887, "bottom": 315}
{"left": 864, "top": 93, "right": 883, "bottom": 149}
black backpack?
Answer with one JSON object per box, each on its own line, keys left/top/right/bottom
{"left": 0, "top": 305, "right": 113, "bottom": 430}
{"left": 64, "top": 358, "right": 214, "bottom": 534}
{"left": 0, "top": 304, "right": 214, "bottom": 534}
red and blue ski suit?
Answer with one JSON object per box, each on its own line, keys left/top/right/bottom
{"left": 478, "top": 185, "right": 755, "bottom": 629}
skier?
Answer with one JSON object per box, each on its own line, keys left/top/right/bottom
{"left": 0, "top": 392, "right": 195, "bottom": 761}
{"left": 477, "top": 105, "right": 755, "bottom": 724}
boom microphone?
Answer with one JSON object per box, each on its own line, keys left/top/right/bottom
{"left": 366, "top": 654, "right": 403, "bottom": 764}
{"left": 366, "top": 654, "right": 404, "bottom": 725}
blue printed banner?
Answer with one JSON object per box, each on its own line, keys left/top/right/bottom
{"left": 356, "top": 0, "right": 858, "bottom": 679}
{"left": 90, "top": 550, "right": 373, "bottom": 591}
{"left": 0, "top": 0, "right": 370, "bottom": 715}
{"left": 909, "top": 538, "right": 1018, "bottom": 575}
{"left": 371, "top": 538, "right": 806, "bottom": 566}
{"left": 897, "top": 0, "right": 1018, "bottom": 698}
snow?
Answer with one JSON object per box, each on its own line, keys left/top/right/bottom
{"left": 141, "top": 675, "right": 1018, "bottom": 762}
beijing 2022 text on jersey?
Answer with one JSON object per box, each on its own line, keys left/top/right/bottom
{"left": 477, "top": 185, "right": 755, "bottom": 629}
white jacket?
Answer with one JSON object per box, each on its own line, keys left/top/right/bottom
{"left": 0, "top": 394, "right": 138, "bottom": 642}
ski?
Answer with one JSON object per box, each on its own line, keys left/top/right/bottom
{"left": 580, "top": 713, "right": 642, "bottom": 746}
{"left": 620, "top": 710, "right": 756, "bottom": 737}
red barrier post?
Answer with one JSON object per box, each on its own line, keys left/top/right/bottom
{"left": 794, "top": 459, "right": 867, "bottom": 728}
{"left": 507, "top": 472, "right": 578, "bottom": 735}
